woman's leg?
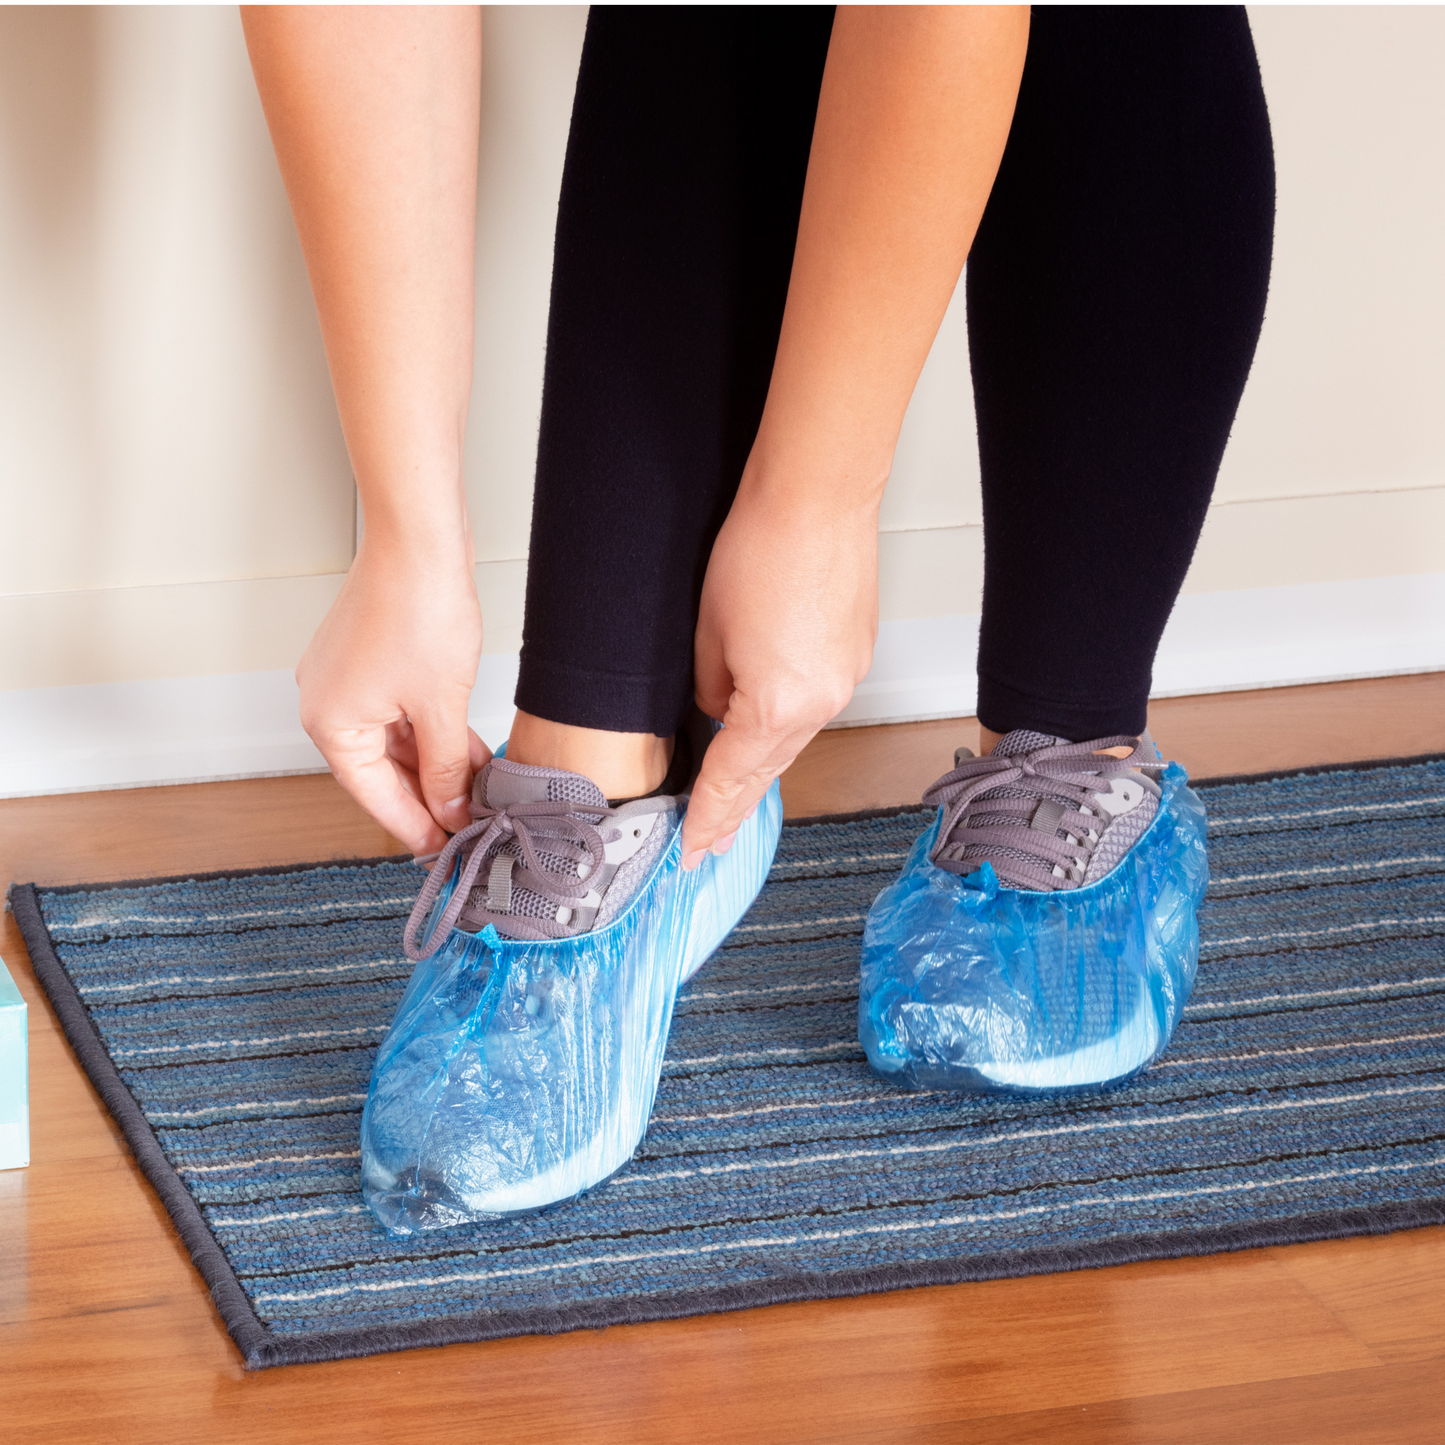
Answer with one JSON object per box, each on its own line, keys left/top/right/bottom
{"left": 510, "top": 5, "right": 834, "bottom": 795}
{"left": 966, "top": 5, "right": 1275, "bottom": 746}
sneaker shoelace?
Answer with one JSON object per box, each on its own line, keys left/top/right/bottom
{"left": 403, "top": 797, "right": 625, "bottom": 961}
{"left": 925, "top": 736, "right": 1162, "bottom": 892}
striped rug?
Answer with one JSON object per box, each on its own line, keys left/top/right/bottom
{"left": 13, "top": 754, "right": 1445, "bottom": 1369}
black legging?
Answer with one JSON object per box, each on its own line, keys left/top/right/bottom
{"left": 516, "top": 6, "right": 1275, "bottom": 743}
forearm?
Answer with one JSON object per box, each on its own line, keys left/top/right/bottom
{"left": 746, "top": 5, "right": 1029, "bottom": 509}
{"left": 241, "top": 5, "right": 482, "bottom": 564}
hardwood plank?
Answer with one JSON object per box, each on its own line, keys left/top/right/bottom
{"left": 877, "top": 1358, "right": 1445, "bottom": 1445}
{"left": 0, "top": 770, "right": 402, "bottom": 890}
{"left": 1, "top": 1255, "right": 1382, "bottom": 1444}
{"left": 1145, "top": 670, "right": 1445, "bottom": 782}
{"left": 781, "top": 716, "right": 977, "bottom": 818}
{"left": 1265, "top": 1228, "right": 1445, "bottom": 1367}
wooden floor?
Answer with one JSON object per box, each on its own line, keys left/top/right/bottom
{"left": 3, "top": 672, "right": 1444, "bottom": 1444}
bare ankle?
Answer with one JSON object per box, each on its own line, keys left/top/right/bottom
{"left": 507, "top": 711, "right": 673, "bottom": 799}
{"left": 979, "top": 723, "right": 1136, "bottom": 758}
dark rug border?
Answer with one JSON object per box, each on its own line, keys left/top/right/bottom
{"left": 11, "top": 748, "right": 1445, "bottom": 1369}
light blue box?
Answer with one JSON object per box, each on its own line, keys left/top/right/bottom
{"left": 0, "top": 956, "right": 28, "bottom": 1169}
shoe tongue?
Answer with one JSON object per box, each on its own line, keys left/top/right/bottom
{"left": 479, "top": 757, "right": 607, "bottom": 812}
{"left": 991, "top": 728, "right": 1071, "bottom": 758}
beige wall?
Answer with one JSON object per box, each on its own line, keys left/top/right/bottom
{"left": 2, "top": 5, "right": 1442, "bottom": 693}
{"left": 0, "top": 6, "right": 353, "bottom": 599}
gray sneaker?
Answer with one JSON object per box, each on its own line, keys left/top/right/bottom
{"left": 925, "top": 729, "right": 1166, "bottom": 890}
{"left": 859, "top": 727, "right": 1208, "bottom": 1096}
{"left": 402, "top": 757, "right": 679, "bottom": 956}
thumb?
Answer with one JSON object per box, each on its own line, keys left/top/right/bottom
{"left": 409, "top": 702, "right": 476, "bottom": 834}
{"left": 468, "top": 725, "right": 493, "bottom": 773}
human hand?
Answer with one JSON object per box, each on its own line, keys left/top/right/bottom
{"left": 685, "top": 482, "right": 878, "bottom": 867}
{"left": 296, "top": 539, "right": 488, "bottom": 857}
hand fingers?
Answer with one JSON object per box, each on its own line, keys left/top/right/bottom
{"left": 384, "top": 716, "right": 421, "bottom": 775}
{"left": 319, "top": 722, "right": 451, "bottom": 857}
{"left": 680, "top": 716, "right": 800, "bottom": 867}
{"left": 692, "top": 607, "right": 734, "bottom": 724}
{"left": 408, "top": 701, "right": 477, "bottom": 834}
{"left": 393, "top": 722, "right": 491, "bottom": 791}
{"left": 682, "top": 672, "right": 856, "bottom": 864}
{"left": 384, "top": 722, "right": 440, "bottom": 813}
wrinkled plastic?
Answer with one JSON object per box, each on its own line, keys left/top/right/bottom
{"left": 361, "top": 780, "right": 783, "bottom": 1236}
{"left": 860, "top": 763, "right": 1208, "bottom": 1095}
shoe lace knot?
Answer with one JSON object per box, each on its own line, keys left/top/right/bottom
{"left": 403, "top": 797, "right": 622, "bottom": 961}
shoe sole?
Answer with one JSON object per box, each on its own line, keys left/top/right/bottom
{"left": 972, "top": 988, "right": 1162, "bottom": 1091}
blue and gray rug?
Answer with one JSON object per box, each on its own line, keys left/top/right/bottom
{"left": 13, "top": 755, "right": 1445, "bottom": 1369}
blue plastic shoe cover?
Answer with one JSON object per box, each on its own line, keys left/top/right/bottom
{"left": 859, "top": 763, "right": 1208, "bottom": 1094}
{"left": 361, "top": 781, "right": 783, "bottom": 1236}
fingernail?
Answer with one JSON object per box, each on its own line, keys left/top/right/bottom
{"left": 711, "top": 831, "right": 737, "bottom": 857}
{"left": 744, "top": 803, "right": 758, "bottom": 820}
{"left": 682, "top": 848, "right": 707, "bottom": 871}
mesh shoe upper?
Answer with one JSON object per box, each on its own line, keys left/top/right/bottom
{"left": 926, "top": 730, "right": 1164, "bottom": 891}
{"left": 402, "top": 758, "right": 679, "bottom": 959}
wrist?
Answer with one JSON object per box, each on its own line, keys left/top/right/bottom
{"left": 738, "top": 426, "right": 893, "bottom": 519}
{"left": 355, "top": 496, "right": 475, "bottom": 576}
{"left": 734, "top": 453, "right": 889, "bottom": 526}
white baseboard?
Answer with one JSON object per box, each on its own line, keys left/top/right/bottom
{"left": 1149, "top": 571, "right": 1445, "bottom": 696}
{"left": 2, "top": 573, "right": 1441, "bottom": 797}
{"left": 0, "top": 657, "right": 522, "bottom": 799}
